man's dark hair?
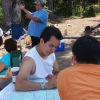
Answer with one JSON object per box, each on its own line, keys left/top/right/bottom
{"left": 4, "top": 38, "right": 17, "bottom": 53}
{"left": 72, "top": 35, "right": 100, "bottom": 64}
{"left": 40, "top": 26, "right": 63, "bottom": 43}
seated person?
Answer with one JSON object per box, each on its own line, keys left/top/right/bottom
{"left": 84, "top": 26, "right": 94, "bottom": 36}
{"left": 0, "top": 38, "right": 17, "bottom": 75}
{"left": 57, "top": 35, "right": 100, "bottom": 100}
{"left": 15, "top": 26, "right": 63, "bottom": 91}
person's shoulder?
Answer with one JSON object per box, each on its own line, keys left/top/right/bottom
{"left": 2, "top": 53, "right": 10, "bottom": 58}
{"left": 0, "top": 53, "right": 10, "bottom": 62}
{"left": 27, "top": 47, "right": 35, "bottom": 53}
{"left": 49, "top": 52, "right": 55, "bottom": 59}
{"left": 59, "top": 65, "right": 77, "bottom": 76}
{"left": 24, "top": 47, "right": 36, "bottom": 57}
{"left": 41, "top": 8, "right": 48, "bottom": 13}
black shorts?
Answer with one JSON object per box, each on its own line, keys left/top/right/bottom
{"left": 30, "top": 36, "right": 40, "bottom": 47}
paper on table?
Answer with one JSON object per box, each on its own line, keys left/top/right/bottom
{"left": 0, "top": 79, "right": 60, "bottom": 100}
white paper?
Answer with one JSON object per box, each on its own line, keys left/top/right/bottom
{"left": 0, "top": 79, "right": 60, "bottom": 100}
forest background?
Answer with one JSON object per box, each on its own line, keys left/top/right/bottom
{"left": 0, "top": 0, "right": 100, "bottom": 29}
{"left": 0, "top": 0, "right": 100, "bottom": 69}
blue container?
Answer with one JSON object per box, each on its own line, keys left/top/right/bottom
{"left": 55, "top": 40, "right": 65, "bottom": 52}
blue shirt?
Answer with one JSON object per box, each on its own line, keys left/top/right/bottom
{"left": 28, "top": 8, "right": 48, "bottom": 37}
{"left": 0, "top": 53, "right": 11, "bottom": 75}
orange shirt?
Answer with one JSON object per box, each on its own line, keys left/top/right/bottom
{"left": 57, "top": 64, "right": 100, "bottom": 100}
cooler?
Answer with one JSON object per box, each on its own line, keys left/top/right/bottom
{"left": 55, "top": 40, "right": 65, "bottom": 52}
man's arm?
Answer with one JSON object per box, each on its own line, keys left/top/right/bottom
{"left": 20, "top": 4, "right": 40, "bottom": 22}
{"left": 46, "top": 60, "right": 60, "bottom": 80}
{"left": 15, "top": 57, "right": 57, "bottom": 91}
{"left": 53, "top": 60, "right": 60, "bottom": 78}
{"left": 25, "top": 15, "right": 40, "bottom": 22}
{"left": 20, "top": 4, "right": 31, "bottom": 15}
{"left": 15, "top": 57, "right": 42, "bottom": 91}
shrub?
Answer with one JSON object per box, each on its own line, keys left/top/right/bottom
{"left": 82, "top": 6, "right": 96, "bottom": 17}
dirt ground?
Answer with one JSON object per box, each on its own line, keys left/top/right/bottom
{"left": 52, "top": 15, "right": 100, "bottom": 70}
{"left": 0, "top": 15, "right": 100, "bottom": 70}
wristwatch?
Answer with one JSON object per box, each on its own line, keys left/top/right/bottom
{"left": 40, "top": 82, "right": 45, "bottom": 90}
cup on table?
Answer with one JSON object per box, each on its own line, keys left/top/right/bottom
{"left": 11, "top": 67, "right": 19, "bottom": 84}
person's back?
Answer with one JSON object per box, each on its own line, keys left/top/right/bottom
{"left": 0, "top": 38, "right": 17, "bottom": 75}
{"left": 57, "top": 36, "right": 100, "bottom": 100}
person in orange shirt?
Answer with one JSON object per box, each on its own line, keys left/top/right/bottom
{"left": 57, "top": 35, "right": 100, "bottom": 100}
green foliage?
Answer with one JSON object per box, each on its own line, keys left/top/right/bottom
{"left": 54, "top": 1, "right": 68, "bottom": 16}
{"left": 0, "top": 0, "right": 3, "bottom": 21}
{"left": 53, "top": 0, "right": 100, "bottom": 17}
{"left": 83, "top": 5, "right": 97, "bottom": 17}
{"left": 72, "top": 4, "right": 100, "bottom": 18}
{"left": 47, "top": 22, "right": 51, "bottom": 26}
{"left": 44, "top": 6, "right": 51, "bottom": 14}
{"left": 0, "top": 0, "right": 100, "bottom": 24}
{"left": 88, "top": 0, "right": 98, "bottom": 4}
{"left": 72, "top": 5, "right": 84, "bottom": 17}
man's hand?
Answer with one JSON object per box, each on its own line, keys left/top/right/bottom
{"left": 46, "top": 74, "right": 56, "bottom": 80}
{"left": 45, "top": 78, "right": 57, "bottom": 89}
{"left": 25, "top": 14, "right": 30, "bottom": 19}
{"left": 20, "top": 4, "right": 25, "bottom": 10}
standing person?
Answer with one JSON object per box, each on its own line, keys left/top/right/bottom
{"left": 15, "top": 26, "right": 63, "bottom": 91}
{"left": 20, "top": 0, "right": 48, "bottom": 47}
{"left": 57, "top": 36, "right": 100, "bottom": 100}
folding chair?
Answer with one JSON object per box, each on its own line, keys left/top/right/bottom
{"left": 11, "top": 24, "right": 23, "bottom": 40}
{"left": 10, "top": 46, "right": 22, "bottom": 67}
{"left": 11, "top": 24, "right": 26, "bottom": 48}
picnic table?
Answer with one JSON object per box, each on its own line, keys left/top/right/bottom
{"left": 0, "top": 78, "right": 60, "bottom": 100}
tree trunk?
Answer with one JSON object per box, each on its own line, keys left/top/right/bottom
{"left": 48, "top": 0, "right": 55, "bottom": 19}
{"left": 68, "top": 0, "right": 72, "bottom": 16}
{"left": 2, "top": 0, "right": 21, "bottom": 28}
{"left": 12, "top": 0, "right": 21, "bottom": 24}
{"left": 83, "top": 0, "right": 86, "bottom": 10}
{"left": 2, "top": 0, "right": 12, "bottom": 28}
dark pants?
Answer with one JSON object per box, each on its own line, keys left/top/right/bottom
{"left": 31, "top": 36, "right": 40, "bottom": 47}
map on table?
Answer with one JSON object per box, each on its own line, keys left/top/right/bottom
{"left": 0, "top": 79, "right": 60, "bottom": 100}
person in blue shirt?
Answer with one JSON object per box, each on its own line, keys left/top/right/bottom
{"left": 20, "top": 0, "right": 48, "bottom": 47}
{"left": 0, "top": 38, "right": 17, "bottom": 75}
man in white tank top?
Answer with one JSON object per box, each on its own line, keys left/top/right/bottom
{"left": 15, "top": 26, "right": 63, "bottom": 91}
